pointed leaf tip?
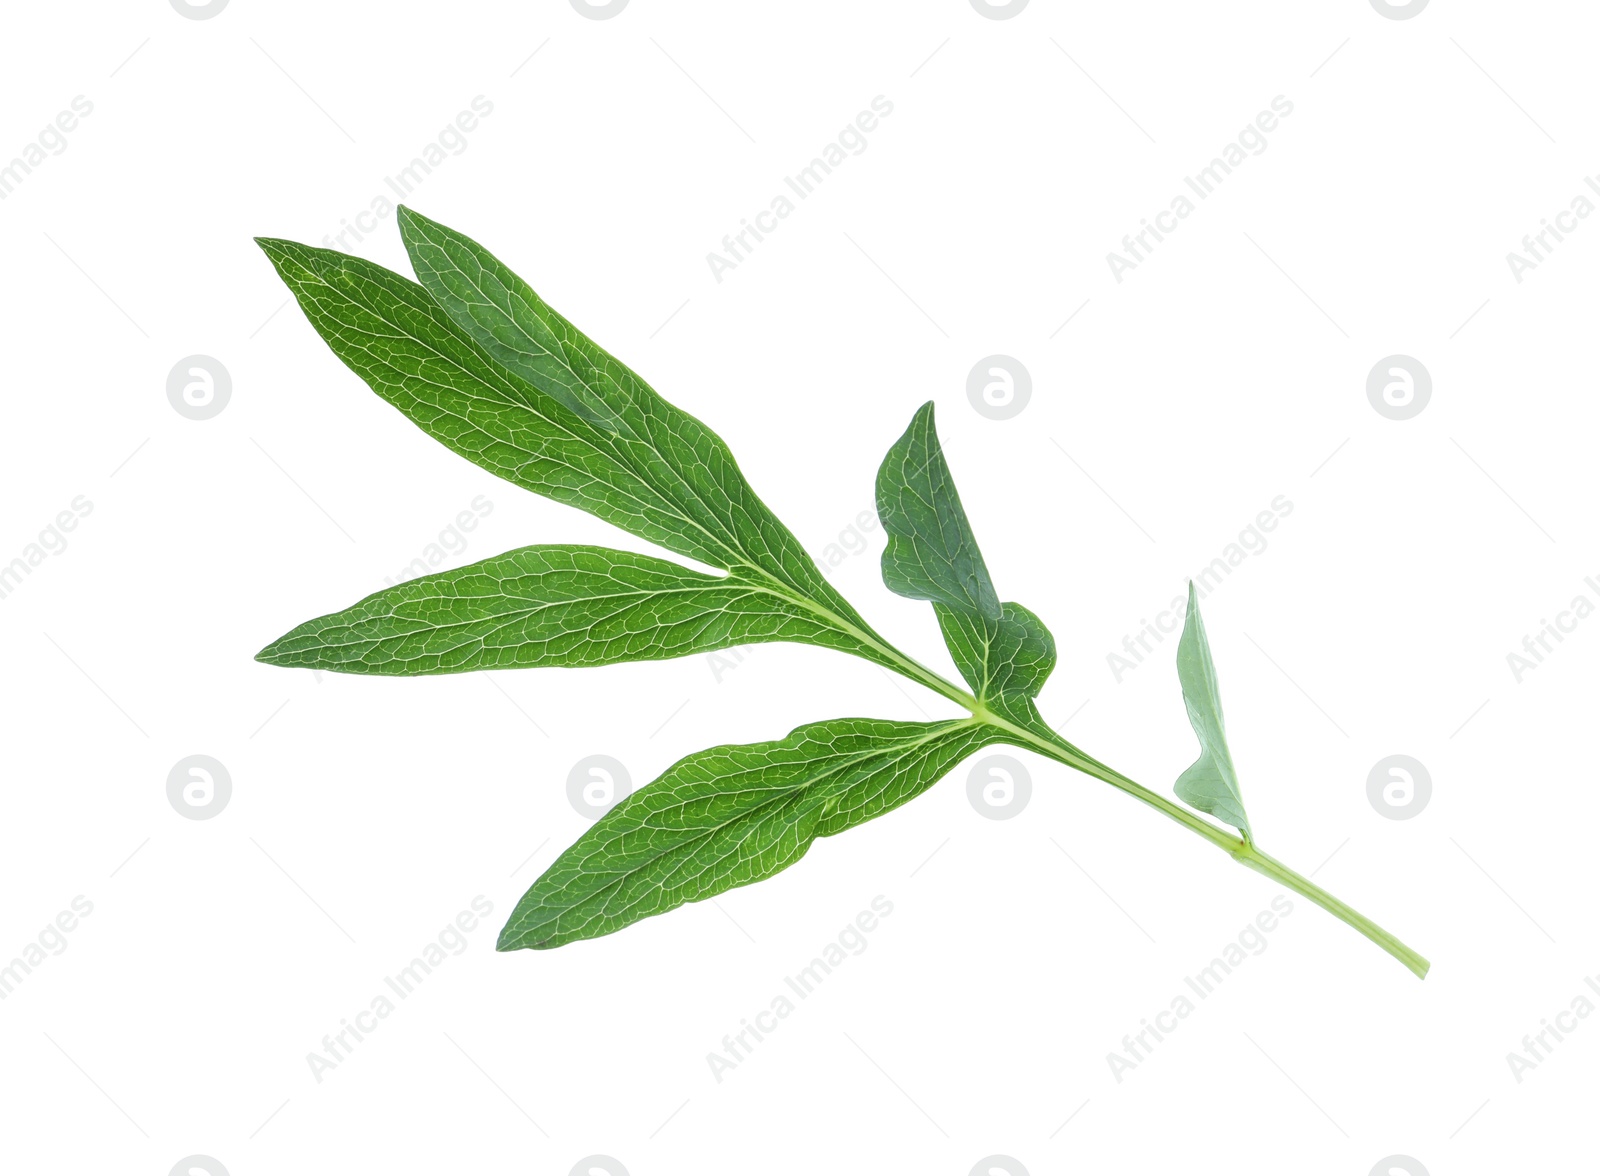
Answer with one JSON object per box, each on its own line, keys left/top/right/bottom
{"left": 1173, "top": 581, "right": 1251, "bottom": 836}
{"left": 875, "top": 401, "right": 1001, "bottom": 621}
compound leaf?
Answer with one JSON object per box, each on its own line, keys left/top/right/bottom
{"left": 256, "top": 545, "right": 879, "bottom": 675}
{"left": 497, "top": 717, "right": 997, "bottom": 950}
{"left": 250, "top": 210, "right": 1432, "bottom": 977}
{"left": 1173, "top": 581, "right": 1250, "bottom": 837}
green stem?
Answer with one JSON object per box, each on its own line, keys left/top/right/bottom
{"left": 1233, "top": 845, "right": 1430, "bottom": 979}
{"left": 1001, "top": 718, "right": 1429, "bottom": 980}
{"left": 1011, "top": 722, "right": 1429, "bottom": 979}
{"left": 809, "top": 606, "right": 1430, "bottom": 979}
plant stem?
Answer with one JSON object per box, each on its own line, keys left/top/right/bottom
{"left": 785, "top": 589, "right": 1430, "bottom": 979}
{"left": 1000, "top": 721, "right": 1431, "bottom": 980}
{"left": 1232, "top": 844, "right": 1430, "bottom": 979}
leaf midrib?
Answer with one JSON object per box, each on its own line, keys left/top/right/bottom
{"left": 284, "top": 580, "right": 789, "bottom": 651}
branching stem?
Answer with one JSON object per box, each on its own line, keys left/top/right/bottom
{"left": 815, "top": 601, "right": 1431, "bottom": 980}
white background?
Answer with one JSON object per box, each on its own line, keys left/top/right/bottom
{"left": 1, "top": 2, "right": 1594, "bottom": 1173}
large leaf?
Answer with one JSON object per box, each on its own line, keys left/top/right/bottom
{"left": 498, "top": 717, "right": 997, "bottom": 950}
{"left": 256, "top": 545, "right": 877, "bottom": 674}
{"left": 875, "top": 401, "right": 1001, "bottom": 620}
{"left": 255, "top": 230, "right": 884, "bottom": 659}
{"left": 1173, "top": 581, "right": 1250, "bottom": 836}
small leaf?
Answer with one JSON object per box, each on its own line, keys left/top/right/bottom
{"left": 1173, "top": 581, "right": 1250, "bottom": 837}
{"left": 498, "top": 717, "right": 997, "bottom": 950}
{"left": 875, "top": 401, "right": 1001, "bottom": 621}
{"left": 875, "top": 403, "right": 1057, "bottom": 722}
{"left": 256, "top": 545, "right": 881, "bottom": 675}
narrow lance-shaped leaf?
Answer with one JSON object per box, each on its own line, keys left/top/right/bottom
{"left": 256, "top": 224, "right": 890, "bottom": 667}
{"left": 498, "top": 717, "right": 998, "bottom": 950}
{"left": 256, "top": 545, "right": 885, "bottom": 675}
{"left": 1173, "top": 581, "right": 1250, "bottom": 837}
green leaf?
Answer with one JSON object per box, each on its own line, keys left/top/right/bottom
{"left": 396, "top": 205, "right": 632, "bottom": 435}
{"left": 254, "top": 211, "right": 1432, "bottom": 978}
{"left": 256, "top": 545, "right": 884, "bottom": 675}
{"left": 935, "top": 601, "right": 1056, "bottom": 723}
{"left": 875, "top": 402, "right": 1056, "bottom": 720}
{"left": 498, "top": 717, "right": 997, "bottom": 950}
{"left": 255, "top": 230, "right": 888, "bottom": 665}
{"left": 875, "top": 401, "right": 1001, "bottom": 621}
{"left": 1173, "top": 581, "right": 1250, "bottom": 837}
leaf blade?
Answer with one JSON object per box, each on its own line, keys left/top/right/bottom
{"left": 934, "top": 601, "right": 1056, "bottom": 723}
{"left": 1173, "top": 581, "right": 1250, "bottom": 836}
{"left": 256, "top": 545, "right": 876, "bottom": 675}
{"left": 875, "top": 401, "right": 1001, "bottom": 621}
{"left": 397, "top": 204, "right": 634, "bottom": 434}
{"left": 497, "top": 717, "right": 997, "bottom": 950}
{"left": 255, "top": 232, "right": 879, "bottom": 648}
{"left": 874, "top": 402, "right": 1057, "bottom": 719}
{"left": 393, "top": 208, "right": 859, "bottom": 614}
{"left": 256, "top": 237, "right": 706, "bottom": 553}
